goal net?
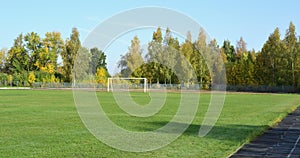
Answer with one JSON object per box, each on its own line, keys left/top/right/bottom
{"left": 107, "top": 78, "right": 147, "bottom": 93}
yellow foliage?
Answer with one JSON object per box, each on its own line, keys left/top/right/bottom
{"left": 28, "top": 72, "right": 36, "bottom": 86}
{"left": 34, "top": 61, "right": 40, "bottom": 68}
{"left": 50, "top": 75, "right": 56, "bottom": 83}
{"left": 46, "top": 63, "right": 55, "bottom": 74}
{"left": 40, "top": 66, "right": 46, "bottom": 72}
{"left": 41, "top": 74, "right": 57, "bottom": 83}
{"left": 55, "top": 77, "right": 61, "bottom": 83}
{"left": 95, "top": 67, "right": 108, "bottom": 85}
{"left": 7, "top": 75, "right": 13, "bottom": 83}
{"left": 44, "top": 46, "right": 49, "bottom": 53}
{"left": 37, "top": 63, "right": 55, "bottom": 74}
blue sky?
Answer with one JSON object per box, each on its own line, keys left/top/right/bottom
{"left": 1, "top": 0, "right": 300, "bottom": 73}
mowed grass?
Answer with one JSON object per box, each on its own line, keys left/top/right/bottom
{"left": 0, "top": 90, "right": 299, "bottom": 157}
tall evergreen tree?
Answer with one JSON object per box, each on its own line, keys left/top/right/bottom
{"left": 221, "top": 40, "right": 236, "bottom": 86}
{"left": 283, "top": 22, "right": 298, "bottom": 86}
{"left": 297, "top": 36, "right": 300, "bottom": 87}
{"left": 222, "top": 40, "right": 236, "bottom": 63}
{"left": 257, "top": 28, "right": 282, "bottom": 86}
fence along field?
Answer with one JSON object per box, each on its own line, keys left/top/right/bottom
{"left": 0, "top": 90, "right": 299, "bottom": 157}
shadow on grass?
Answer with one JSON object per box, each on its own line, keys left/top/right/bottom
{"left": 137, "top": 121, "right": 270, "bottom": 143}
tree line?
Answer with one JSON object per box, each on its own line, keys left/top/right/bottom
{"left": 0, "top": 28, "right": 108, "bottom": 87}
{"left": 119, "top": 22, "right": 300, "bottom": 92}
{"left": 1, "top": 22, "right": 299, "bottom": 92}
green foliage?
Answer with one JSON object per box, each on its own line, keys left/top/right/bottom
{"left": 73, "top": 47, "right": 90, "bottom": 81}
{"left": 0, "top": 72, "right": 8, "bottom": 86}
{"left": 297, "top": 36, "right": 300, "bottom": 88}
{"left": 7, "top": 74, "right": 13, "bottom": 86}
{"left": 36, "top": 32, "right": 64, "bottom": 73}
{"left": 62, "top": 28, "right": 81, "bottom": 82}
{"left": 0, "top": 27, "right": 111, "bottom": 86}
{"left": 179, "top": 33, "right": 195, "bottom": 83}
{"left": 236, "top": 37, "right": 247, "bottom": 60}
{"left": 194, "top": 28, "right": 212, "bottom": 89}
{"left": 34, "top": 71, "right": 49, "bottom": 82}
{"left": 0, "top": 49, "right": 6, "bottom": 71}
{"left": 146, "top": 27, "right": 165, "bottom": 83}
{"left": 152, "top": 27, "right": 162, "bottom": 43}
{"left": 1, "top": 22, "right": 300, "bottom": 90}
{"left": 255, "top": 24, "right": 300, "bottom": 88}
{"left": 24, "top": 32, "right": 43, "bottom": 71}
{"left": 6, "top": 34, "right": 30, "bottom": 73}
{"left": 162, "top": 28, "right": 180, "bottom": 83}
{"left": 90, "top": 47, "right": 107, "bottom": 74}
{"left": 283, "top": 22, "right": 298, "bottom": 86}
{"left": 12, "top": 72, "right": 28, "bottom": 86}
{"left": 118, "top": 35, "right": 144, "bottom": 77}
{"left": 222, "top": 40, "right": 236, "bottom": 63}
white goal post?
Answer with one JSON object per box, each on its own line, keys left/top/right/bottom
{"left": 107, "top": 77, "right": 147, "bottom": 93}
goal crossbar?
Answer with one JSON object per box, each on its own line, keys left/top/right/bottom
{"left": 107, "top": 77, "right": 147, "bottom": 93}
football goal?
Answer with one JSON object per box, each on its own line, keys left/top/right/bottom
{"left": 107, "top": 77, "right": 147, "bottom": 93}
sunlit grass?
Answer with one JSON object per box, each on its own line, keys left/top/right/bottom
{"left": 0, "top": 90, "right": 299, "bottom": 157}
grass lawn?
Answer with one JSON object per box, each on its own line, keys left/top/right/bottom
{"left": 0, "top": 90, "right": 299, "bottom": 157}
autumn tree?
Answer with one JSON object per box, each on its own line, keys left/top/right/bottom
{"left": 24, "top": 32, "right": 43, "bottom": 71}
{"left": 283, "top": 22, "right": 298, "bottom": 86}
{"left": 239, "top": 50, "right": 257, "bottom": 85}
{"left": 236, "top": 37, "right": 247, "bottom": 60}
{"left": 7, "top": 74, "right": 13, "bottom": 86}
{"left": 28, "top": 71, "right": 36, "bottom": 86}
{"left": 147, "top": 27, "right": 163, "bottom": 83}
{"left": 62, "top": 28, "right": 81, "bottom": 82}
{"left": 162, "top": 28, "right": 180, "bottom": 84}
{"left": 6, "top": 34, "right": 29, "bottom": 73}
{"left": 295, "top": 36, "right": 300, "bottom": 89}
{"left": 73, "top": 47, "right": 90, "bottom": 81}
{"left": 0, "top": 48, "right": 6, "bottom": 72}
{"left": 297, "top": 36, "right": 300, "bottom": 87}
{"left": 2, "top": 23, "right": 300, "bottom": 91}
{"left": 194, "top": 28, "right": 211, "bottom": 89}
{"left": 43, "top": 32, "right": 64, "bottom": 70}
{"left": 235, "top": 38, "right": 248, "bottom": 85}
{"left": 95, "top": 67, "right": 109, "bottom": 85}
{"left": 208, "top": 39, "right": 227, "bottom": 85}
{"left": 118, "top": 35, "right": 144, "bottom": 77}
{"left": 257, "top": 28, "right": 282, "bottom": 86}
{"left": 180, "top": 31, "right": 195, "bottom": 84}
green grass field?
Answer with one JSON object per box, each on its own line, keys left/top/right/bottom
{"left": 0, "top": 90, "right": 299, "bottom": 157}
